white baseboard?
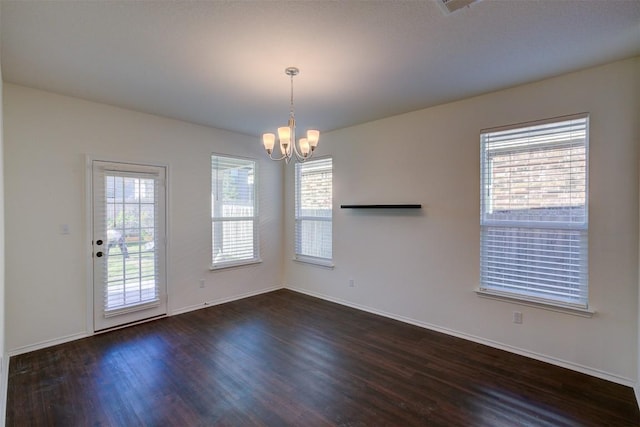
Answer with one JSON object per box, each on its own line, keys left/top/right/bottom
{"left": 170, "top": 285, "right": 283, "bottom": 316}
{"left": 5, "top": 285, "right": 634, "bottom": 393}
{"left": 286, "top": 285, "right": 635, "bottom": 387}
{"left": 0, "top": 353, "right": 7, "bottom": 427}
{"left": 7, "top": 286, "right": 283, "bottom": 357}
{"left": 7, "top": 332, "right": 90, "bottom": 358}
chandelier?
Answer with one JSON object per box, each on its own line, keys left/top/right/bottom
{"left": 262, "top": 67, "right": 319, "bottom": 163}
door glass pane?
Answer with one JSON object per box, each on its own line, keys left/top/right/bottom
{"left": 104, "top": 174, "right": 158, "bottom": 311}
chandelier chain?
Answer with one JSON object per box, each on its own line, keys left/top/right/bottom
{"left": 290, "top": 73, "right": 295, "bottom": 118}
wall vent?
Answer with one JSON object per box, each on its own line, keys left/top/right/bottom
{"left": 437, "top": 0, "right": 482, "bottom": 14}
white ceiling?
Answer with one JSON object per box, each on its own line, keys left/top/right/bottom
{"left": 2, "top": 0, "right": 639, "bottom": 137}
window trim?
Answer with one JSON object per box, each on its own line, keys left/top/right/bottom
{"left": 479, "top": 113, "right": 590, "bottom": 311}
{"left": 295, "top": 156, "right": 333, "bottom": 267}
{"left": 293, "top": 255, "right": 335, "bottom": 269}
{"left": 210, "top": 153, "right": 260, "bottom": 270}
{"left": 475, "top": 288, "right": 595, "bottom": 317}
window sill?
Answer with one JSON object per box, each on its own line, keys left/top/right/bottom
{"left": 293, "top": 256, "right": 334, "bottom": 269}
{"left": 210, "top": 259, "right": 262, "bottom": 271}
{"left": 475, "top": 289, "right": 595, "bottom": 318}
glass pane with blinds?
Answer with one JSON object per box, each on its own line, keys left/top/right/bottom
{"left": 103, "top": 173, "right": 160, "bottom": 311}
{"left": 295, "top": 158, "right": 333, "bottom": 260}
{"left": 211, "top": 155, "right": 258, "bottom": 268}
{"left": 480, "top": 114, "right": 589, "bottom": 307}
{"left": 296, "top": 219, "right": 332, "bottom": 259}
{"left": 481, "top": 226, "right": 588, "bottom": 304}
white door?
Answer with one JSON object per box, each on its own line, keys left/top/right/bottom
{"left": 92, "top": 161, "right": 167, "bottom": 331}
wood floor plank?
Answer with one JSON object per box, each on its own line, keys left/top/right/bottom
{"left": 6, "top": 290, "right": 640, "bottom": 426}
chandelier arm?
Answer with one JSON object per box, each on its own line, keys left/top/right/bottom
{"left": 268, "top": 151, "right": 288, "bottom": 162}
{"left": 296, "top": 151, "right": 315, "bottom": 162}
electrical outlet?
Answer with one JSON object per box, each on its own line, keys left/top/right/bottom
{"left": 199, "top": 279, "right": 205, "bottom": 289}
{"left": 513, "top": 311, "right": 523, "bottom": 324}
{"left": 348, "top": 279, "right": 355, "bottom": 287}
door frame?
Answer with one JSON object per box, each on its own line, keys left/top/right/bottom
{"left": 85, "top": 156, "right": 170, "bottom": 334}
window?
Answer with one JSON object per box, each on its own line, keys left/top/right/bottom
{"left": 480, "top": 114, "right": 589, "bottom": 309}
{"left": 211, "top": 155, "right": 258, "bottom": 269}
{"left": 295, "top": 157, "right": 333, "bottom": 266}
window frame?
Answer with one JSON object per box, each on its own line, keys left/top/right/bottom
{"left": 210, "top": 153, "right": 260, "bottom": 270}
{"left": 294, "top": 156, "right": 334, "bottom": 268}
{"left": 478, "top": 113, "right": 591, "bottom": 314}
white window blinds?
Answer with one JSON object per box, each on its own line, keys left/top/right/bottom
{"left": 295, "top": 157, "right": 333, "bottom": 264}
{"left": 480, "top": 114, "right": 589, "bottom": 308}
{"left": 211, "top": 155, "right": 258, "bottom": 269}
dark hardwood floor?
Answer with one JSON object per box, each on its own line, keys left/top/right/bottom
{"left": 6, "top": 289, "right": 640, "bottom": 426}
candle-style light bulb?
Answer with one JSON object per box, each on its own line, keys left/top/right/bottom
{"left": 262, "top": 133, "right": 275, "bottom": 154}
{"left": 299, "top": 138, "right": 310, "bottom": 156}
{"left": 307, "top": 130, "right": 320, "bottom": 150}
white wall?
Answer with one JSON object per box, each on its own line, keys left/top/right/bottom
{"left": 3, "top": 84, "right": 283, "bottom": 353}
{"left": 285, "top": 57, "right": 640, "bottom": 384}
{"left": 0, "top": 11, "right": 6, "bottom": 419}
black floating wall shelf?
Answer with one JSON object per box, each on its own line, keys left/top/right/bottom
{"left": 340, "top": 204, "right": 422, "bottom": 209}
